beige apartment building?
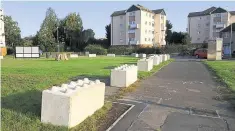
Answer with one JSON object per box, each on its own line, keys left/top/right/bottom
{"left": 187, "top": 7, "right": 235, "bottom": 44}
{"left": 0, "top": 8, "right": 5, "bottom": 47}
{"left": 111, "top": 4, "right": 166, "bottom": 47}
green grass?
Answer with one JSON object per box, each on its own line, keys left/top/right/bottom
{"left": 204, "top": 61, "right": 235, "bottom": 91}
{"left": 1, "top": 56, "right": 137, "bottom": 131}
{"left": 1, "top": 56, "right": 174, "bottom": 131}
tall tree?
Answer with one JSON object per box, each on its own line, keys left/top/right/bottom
{"left": 37, "top": 7, "right": 59, "bottom": 52}
{"left": 105, "top": 24, "right": 111, "bottom": 46}
{"left": 60, "top": 13, "right": 83, "bottom": 51}
{"left": 4, "top": 15, "right": 21, "bottom": 46}
{"left": 165, "top": 20, "right": 173, "bottom": 45}
{"left": 82, "top": 29, "right": 95, "bottom": 43}
{"left": 21, "top": 35, "right": 34, "bottom": 46}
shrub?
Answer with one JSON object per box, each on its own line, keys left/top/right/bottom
{"left": 107, "top": 46, "right": 134, "bottom": 55}
{"left": 84, "top": 44, "right": 107, "bottom": 55}
{"left": 7, "top": 47, "right": 14, "bottom": 55}
{"left": 136, "top": 47, "right": 160, "bottom": 54}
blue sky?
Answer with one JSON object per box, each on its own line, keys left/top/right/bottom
{"left": 2, "top": 1, "right": 235, "bottom": 38}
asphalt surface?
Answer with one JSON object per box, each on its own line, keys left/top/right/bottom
{"left": 108, "top": 58, "right": 235, "bottom": 131}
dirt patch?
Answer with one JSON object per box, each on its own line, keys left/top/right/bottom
{"left": 97, "top": 103, "right": 131, "bottom": 131}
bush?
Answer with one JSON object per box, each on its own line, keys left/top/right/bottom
{"left": 7, "top": 47, "right": 14, "bottom": 55}
{"left": 108, "top": 46, "right": 134, "bottom": 55}
{"left": 84, "top": 44, "right": 107, "bottom": 55}
{"left": 136, "top": 47, "right": 160, "bottom": 54}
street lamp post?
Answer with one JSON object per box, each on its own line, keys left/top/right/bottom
{"left": 229, "top": 24, "right": 233, "bottom": 58}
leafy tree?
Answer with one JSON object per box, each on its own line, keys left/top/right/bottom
{"left": 182, "top": 33, "right": 191, "bottom": 45}
{"left": 82, "top": 29, "right": 95, "bottom": 43}
{"left": 4, "top": 15, "right": 21, "bottom": 46}
{"left": 105, "top": 24, "right": 111, "bottom": 47}
{"left": 21, "top": 35, "right": 34, "bottom": 46}
{"left": 165, "top": 20, "right": 172, "bottom": 45}
{"left": 59, "top": 12, "right": 83, "bottom": 51}
{"left": 37, "top": 7, "right": 59, "bottom": 52}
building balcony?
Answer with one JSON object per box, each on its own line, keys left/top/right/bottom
{"left": 129, "top": 23, "right": 139, "bottom": 29}
{"left": 215, "top": 23, "right": 225, "bottom": 28}
{"left": 129, "top": 40, "right": 139, "bottom": 45}
{"left": 161, "top": 26, "right": 166, "bottom": 31}
{"left": 128, "top": 29, "right": 135, "bottom": 33}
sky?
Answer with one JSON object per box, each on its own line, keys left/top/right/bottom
{"left": 2, "top": 1, "right": 235, "bottom": 38}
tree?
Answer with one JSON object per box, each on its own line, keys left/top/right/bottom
{"left": 82, "top": 29, "right": 95, "bottom": 43}
{"left": 37, "top": 7, "right": 59, "bottom": 52}
{"left": 165, "top": 20, "right": 173, "bottom": 45}
{"left": 60, "top": 12, "right": 83, "bottom": 51}
{"left": 182, "top": 33, "right": 191, "bottom": 45}
{"left": 105, "top": 24, "right": 111, "bottom": 47}
{"left": 4, "top": 15, "right": 21, "bottom": 46}
{"left": 21, "top": 35, "right": 34, "bottom": 46}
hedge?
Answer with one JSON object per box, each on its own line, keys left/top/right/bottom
{"left": 84, "top": 44, "right": 107, "bottom": 55}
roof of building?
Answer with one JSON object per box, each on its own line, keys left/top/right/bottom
{"left": 220, "top": 23, "right": 235, "bottom": 32}
{"left": 230, "top": 11, "right": 235, "bottom": 15}
{"left": 111, "top": 4, "right": 165, "bottom": 17}
{"left": 188, "top": 7, "right": 235, "bottom": 17}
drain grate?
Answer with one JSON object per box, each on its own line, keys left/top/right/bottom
{"left": 191, "top": 108, "right": 219, "bottom": 118}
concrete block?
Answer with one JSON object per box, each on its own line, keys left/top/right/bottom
{"left": 41, "top": 78, "right": 105, "bottom": 128}
{"left": 85, "top": 52, "right": 89, "bottom": 56}
{"left": 151, "top": 55, "right": 160, "bottom": 65}
{"left": 159, "top": 54, "right": 163, "bottom": 63}
{"left": 88, "top": 54, "right": 96, "bottom": 57}
{"left": 137, "top": 58, "right": 153, "bottom": 71}
{"left": 139, "top": 53, "right": 146, "bottom": 58}
{"left": 107, "top": 54, "right": 115, "bottom": 57}
{"left": 70, "top": 54, "right": 78, "bottom": 58}
{"left": 163, "top": 54, "right": 168, "bottom": 61}
{"left": 110, "top": 64, "right": 137, "bottom": 87}
{"left": 0, "top": 56, "right": 3, "bottom": 59}
{"left": 131, "top": 53, "right": 139, "bottom": 57}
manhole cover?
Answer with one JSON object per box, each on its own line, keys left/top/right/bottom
{"left": 191, "top": 108, "right": 218, "bottom": 117}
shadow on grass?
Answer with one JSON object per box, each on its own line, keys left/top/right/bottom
{"left": 1, "top": 90, "right": 42, "bottom": 117}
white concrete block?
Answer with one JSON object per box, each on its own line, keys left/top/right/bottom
{"left": 110, "top": 64, "right": 137, "bottom": 87}
{"left": 163, "top": 54, "right": 168, "bottom": 61}
{"left": 0, "top": 56, "right": 3, "bottom": 59}
{"left": 137, "top": 58, "right": 153, "bottom": 71}
{"left": 107, "top": 54, "right": 115, "bottom": 57}
{"left": 88, "top": 54, "right": 96, "bottom": 57}
{"left": 41, "top": 78, "right": 105, "bottom": 128}
{"left": 70, "top": 54, "right": 78, "bottom": 58}
{"left": 131, "top": 53, "right": 139, "bottom": 57}
{"left": 151, "top": 55, "right": 160, "bottom": 65}
{"left": 139, "top": 53, "right": 146, "bottom": 58}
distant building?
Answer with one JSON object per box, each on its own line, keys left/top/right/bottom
{"left": 187, "top": 7, "right": 235, "bottom": 44}
{"left": 111, "top": 4, "right": 166, "bottom": 47}
{"left": 0, "top": 8, "right": 5, "bottom": 47}
{"left": 220, "top": 23, "right": 235, "bottom": 55}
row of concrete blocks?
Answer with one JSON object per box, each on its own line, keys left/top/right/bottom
{"left": 41, "top": 78, "right": 105, "bottom": 128}
{"left": 110, "top": 54, "right": 170, "bottom": 87}
{"left": 70, "top": 54, "right": 115, "bottom": 58}
{"left": 137, "top": 54, "right": 170, "bottom": 71}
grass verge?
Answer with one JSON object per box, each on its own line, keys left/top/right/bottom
{"left": 204, "top": 60, "right": 235, "bottom": 106}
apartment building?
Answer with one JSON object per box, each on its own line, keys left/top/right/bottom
{"left": 0, "top": 8, "right": 5, "bottom": 47}
{"left": 187, "top": 7, "right": 235, "bottom": 44}
{"left": 111, "top": 4, "right": 166, "bottom": 47}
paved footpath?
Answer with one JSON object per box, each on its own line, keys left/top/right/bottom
{"left": 108, "top": 59, "right": 235, "bottom": 131}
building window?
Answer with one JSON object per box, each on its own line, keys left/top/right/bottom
{"left": 148, "top": 38, "right": 150, "bottom": 41}
{"left": 120, "top": 16, "right": 123, "bottom": 19}
{"left": 198, "top": 31, "right": 200, "bottom": 34}
{"left": 199, "top": 17, "right": 202, "bottom": 20}
{"left": 224, "top": 32, "right": 229, "bottom": 38}
{"left": 145, "top": 21, "right": 147, "bottom": 25}
{"left": 132, "top": 12, "right": 135, "bottom": 15}
{"left": 146, "top": 13, "right": 148, "bottom": 16}
{"left": 120, "top": 24, "right": 123, "bottom": 27}
{"left": 161, "top": 15, "right": 164, "bottom": 20}
{"left": 149, "top": 14, "right": 151, "bottom": 17}
{"left": 198, "top": 24, "right": 200, "bottom": 27}
{"left": 152, "top": 23, "right": 154, "bottom": 27}
{"left": 145, "top": 38, "right": 147, "bottom": 41}
{"left": 152, "top": 16, "right": 154, "bottom": 19}
{"left": 206, "top": 23, "right": 209, "bottom": 26}
{"left": 152, "top": 31, "right": 154, "bottom": 34}
{"left": 149, "top": 22, "right": 151, "bottom": 26}
{"left": 152, "top": 38, "right": 154, "bottom": 41}
{"left": 149, "top": 30, "right": 151, "bottom": 34}
{"left": 145, "top": 30, "right": 147, "bottom": 34}
{"left": 130, "top": 12, "right": 132, "bottom": 16}
{"left": 215, "top": 14, "right": 221, "bottom": 17}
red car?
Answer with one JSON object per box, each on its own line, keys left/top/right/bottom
{"left": 194, "top": 48, "right": 207, "bottom": 59}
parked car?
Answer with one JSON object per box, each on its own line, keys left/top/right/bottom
{"left": 194, "top": 48, "right": 207, "bottom": 59}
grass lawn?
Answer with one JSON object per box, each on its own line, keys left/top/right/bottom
{"left": 205, "top": 61, "right": 235, "bottom": 91}
{"left": 1, "top": 56, "right": 173, "bottom": 131}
